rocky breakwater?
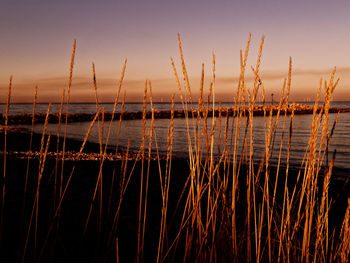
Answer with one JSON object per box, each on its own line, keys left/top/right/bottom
{"left": 1, "top": 103, "right": 349, "bottom": 125}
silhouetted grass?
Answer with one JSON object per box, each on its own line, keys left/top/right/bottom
{"left": 1, "top": 36, "right": 349, "bottom": 263}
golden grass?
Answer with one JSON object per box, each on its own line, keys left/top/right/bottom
{"left": 1, "top": 35, "right": 350, "bottom": 263}
{"left": 60, "top": 39, "right": 76, "bottom": 202}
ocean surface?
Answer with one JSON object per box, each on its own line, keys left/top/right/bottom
{"left": 3, "top": 102, "right": 350, "bottom": 176}
{"left": 2, "top": 101, "right": 350, "bottom": 115}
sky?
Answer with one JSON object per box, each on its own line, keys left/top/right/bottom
{"left": 1, "top": 0, "right": 350, "bottom": 102}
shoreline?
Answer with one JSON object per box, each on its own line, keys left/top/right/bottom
{"left": 1, "top": 103, "right": 350, "bottom": 125}
{"left": 1, "top": 122, "right": 350, "bottom": 262}
{"left": 2, "top": 127, "right": 350, "bottom": 177}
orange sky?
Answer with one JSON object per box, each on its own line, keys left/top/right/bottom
{"left": 2, "top": 67, "right": 348, "bottom": 103}
{"left": 1, "top": 0, "right": 350, "bottom": 103}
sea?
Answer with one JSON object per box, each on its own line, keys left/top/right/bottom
{"left": 2, "top": 101, "right": 350, "bottom": 177}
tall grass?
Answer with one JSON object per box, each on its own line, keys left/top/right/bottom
{"left": 60, "top": 39, "right": 76, "bottom": 202}
{"left": 1, "top": 35, "right": 349, "bottom": 263}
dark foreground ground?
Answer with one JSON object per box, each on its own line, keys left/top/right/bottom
{"left": 0, "top": 128, "right": 194, "bottom": 262}
{"left": 1, "top": 128, "right": 350, "bottom": 262}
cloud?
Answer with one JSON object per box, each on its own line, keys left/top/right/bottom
{"left": 1, "top": 67, "right": 349, "bottom": 103}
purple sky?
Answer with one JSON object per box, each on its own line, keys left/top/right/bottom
{"left": 1, "top": 0, "right": 350, "bottom": 102}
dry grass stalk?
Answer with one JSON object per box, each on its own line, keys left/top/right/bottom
{"left": 316, "top": 68, "right": 338, "bottom": 173}
{"left": 60, "top": 39, "right": 76, "bottom": 204}
{"left": 231, "top": 34, "right": 252, "bottom": 227}
{"left": 140, "top": 80, "right": 156, "bottom": 261}
{"left": 206, "top": 51, "right": 216, "bottom": 236}
{"left": 157, "top": 93, "right": 175, "bottom": 263}
{"left": 237, "top": 34, "right": 252, "bottom": 262}
{"left": 92, "top": 62, "right": 103, "bottom": 155}
{"left": 217, "top": 101, "right": 222, "bottom": 156}
{"left": 0, "top": 75, "right": 12, "bottom": 245}
{"left": 222, "top": 107, "right": 230, "bottom": 185}
{"left": 291, "top": 81, "right": 322, "bottom": 243}
{"left": 107, "top": 90, "right": 126, "bottom": 218}
{"left": 263, "top": 77, "right": 286, "bottom": 262}
{"left": 335, "top": 198, "right": 350, "bottom": 262}
{"left": 98, "top": 108, "right": 105, "bottom": 234}
{"left": 115, "top": 91, "right": 126, "bottom": 154}
{"left": 231, "top": 35, "right": 251, "bottom": 259}
{"left": 176, "top": 35, "right": 196, "bottom": 170}
{"left": 177, "top": 33, "right": 193, "bottom": 108}
{"left": 25, "top": 85, "right": 38, "bottom": 187}
{"left": 136, "top": 80, "right": 148, "bottom": 262}
{"left": 247, "top": 37, "right": 265, "bottom": 262}
{"left": 303, "top": 76, "right": 337, "bottom": 262}
{"left": 199, "top": 63, "right": 204, "bottom": 111}
{"left": 252, "top": 36, "right": 265, "bottom": 102}
{"left": 92, "top": 62, "right": 100, "bottom": 110}
{"left": 23, "top": 85, "right": 38, "bottom": 218}
{"left": 82, "top": 59, "right": 127, "bottom": 246}
{"left": 95, "top": 59, "right": 127, "bottom": 223}
{"left": 103, "top": 58, "right": 127, "bottom": 156}
{"left": 77, "top": 111, "right": 101, "bottom": 154}
{"left": 314, "top": 151, "right": 335, "bottom": 263}
{"left": 240, "top": 33, "right": 251, "bottom": 107}
{"left": 34, "top": 102, "right": 51, "bottom": 252}
{"left": 170, "top": 42, "right": 199, "bottom": 260}
{"left": 278, "top": 103, "right": 296, "bottom": 263}
{"left": 54, "top": 86, "right": 65, "bottom": 210}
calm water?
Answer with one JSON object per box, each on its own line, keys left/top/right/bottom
{"left": 2, "top": 101, "right": 350, "bottom": 115}
{"left": 11, "top": 102, "right": 350, "bottom": 177}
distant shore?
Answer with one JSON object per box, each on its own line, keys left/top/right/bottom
{"left": 1, "top": 103, "right": 350, "bottom": 125}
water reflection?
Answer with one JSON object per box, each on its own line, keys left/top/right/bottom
{"left": 24, "top": 112, "right": 350, "bottom": 173}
